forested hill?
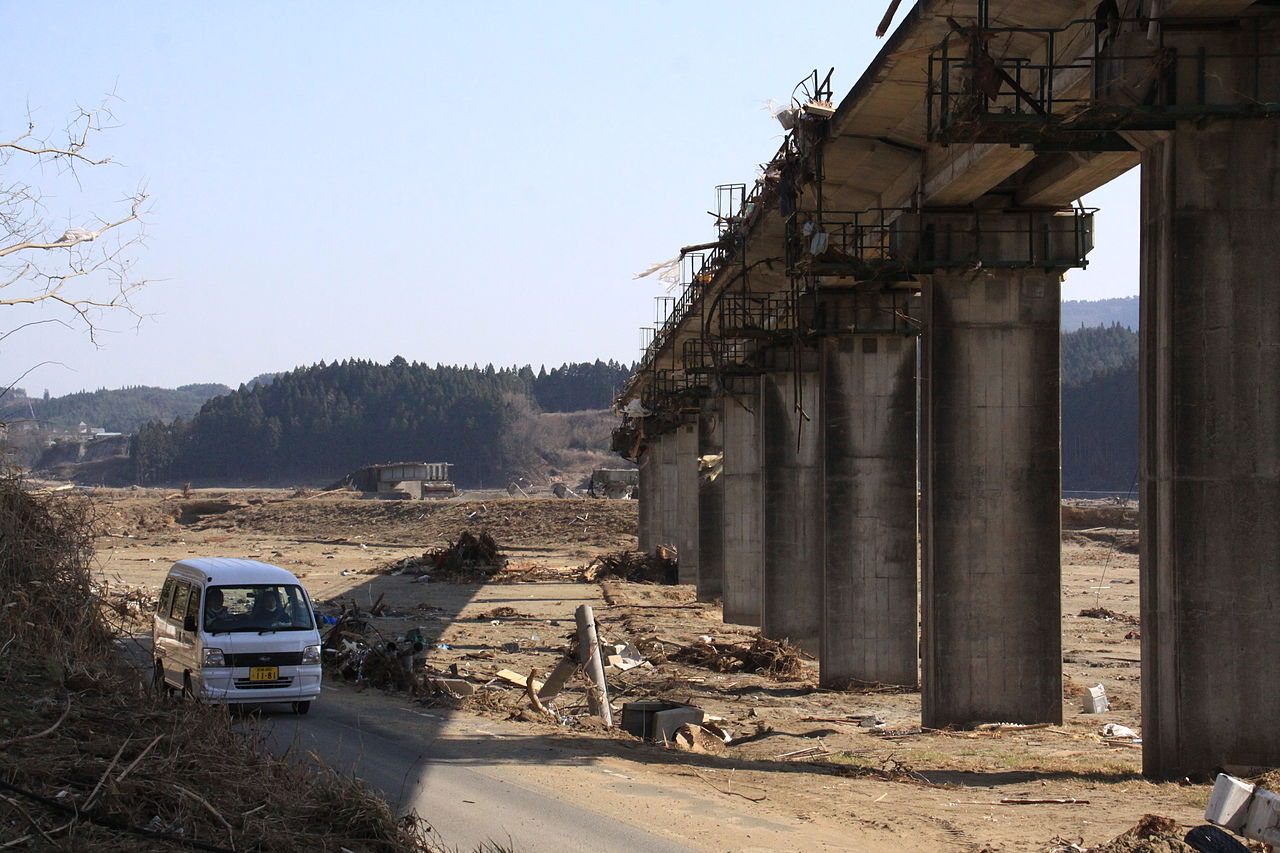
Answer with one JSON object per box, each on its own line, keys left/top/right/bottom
{"left": 1, "top": 384, "right": 232, "bottom": 433}
{"left": 1062, "top": 295, "right": 1138, "bottom": 331}
{"left": 1061, "top": 324, "right": 1138, "bottom": 493}
{"left": 129, "top": 358, "right": 632, "bottom": 487}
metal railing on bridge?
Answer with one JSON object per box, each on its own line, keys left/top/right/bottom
{"left": 785, "top": 207, "right": 1095, "bottom": 276}
{"left": 927, "top": 14, "right": 1280, "bottom": 147}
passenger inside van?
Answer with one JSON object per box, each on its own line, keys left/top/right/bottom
{"left": 203, "top": 588, "right": 230, "bottom": 629}
{"left": 251, "top": 590, "right": 294, "bottom": 628}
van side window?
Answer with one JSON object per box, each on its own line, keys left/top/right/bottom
{"left": 169, "top": 583, "right": 190, "bottom": 620}
{"left": 158, "top": 578, "right": 175, "bottom": 614}
{"left": 184, "top": 586, "right": 201, "bottom": 626}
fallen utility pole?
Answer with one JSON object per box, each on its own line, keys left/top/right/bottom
{"left": 575, "top": 604, "right": 612, "bottom": 726}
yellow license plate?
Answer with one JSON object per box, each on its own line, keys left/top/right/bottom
{"left": 249, "top": 666, "right": 278, "bottom": 681}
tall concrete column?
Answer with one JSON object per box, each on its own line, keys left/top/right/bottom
{"left": 721, "top": 381, "right": 763, "bottom": 626}
{"left": 697, "top": 407, "right": 724, "bottom": 602}
{"left": 673, "top": 420, "right": 700, "bottom": 585}
{"left": 1140, "top": 118, "right": 1280, "bottom": 778}
{"left": 761, "top": 352, "right": 822, "bottom": 653}
{"left": 637, "top": 440, "right": 653, "bottom": 555}
{"left": 921, "top": 270, "right": 1062, "bottom": 727}
{"left": 821, "top": 316, "right": 919, "bottom": 688}
{"left": 654, "top": 430, "right": 677, "bottom": 552}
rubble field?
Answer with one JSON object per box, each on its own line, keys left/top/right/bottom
{"left": 90, "top": 488, "right": 1243, "bottom": 852}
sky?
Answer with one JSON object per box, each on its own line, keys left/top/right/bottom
{"left": 3, "top": 2, "right": 1139, "bottom": 398}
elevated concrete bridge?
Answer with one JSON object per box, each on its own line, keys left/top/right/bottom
{"left": 615, "top": 0, "right": 1280, "bottom": 779}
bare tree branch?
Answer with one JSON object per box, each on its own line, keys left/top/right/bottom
{"left": 1, "top": 96, "right": 151, "bottom": 356}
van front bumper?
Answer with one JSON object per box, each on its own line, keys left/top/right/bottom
{"left": 199, "top": 665, "right": 322, "bottom": 704}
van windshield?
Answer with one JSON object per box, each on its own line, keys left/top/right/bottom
{"left": 202, "top": 584, "right": 314, "bottom": 632}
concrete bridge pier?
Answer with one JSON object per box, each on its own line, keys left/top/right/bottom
{"left": 761, "top": 349, "right": 823, "bottom": 653}
{"left": 720, "top": 379, "right": 763, "bottom": 626}
{"left": 672, "top": 419, "right": 700, "bottom": 585}
{"left": 921, "top": 269, "right": 1063, "bottom": 727}
{"left": 697, "top": 405, "right": 724, "bottom": 602}
{"left": 637, "top": 439, "right": 653, "bottom": 555}
{"left": 654, "top": 429, "right": 678, "bottom": 554}
{"left": 1141, "top": 116, "right": 1280, "bottom": 779}
{"left": 821, "top": 294, "right": 919, "bottom": 689}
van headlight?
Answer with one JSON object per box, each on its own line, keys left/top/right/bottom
{"left": 203, "top": 648, "right": 226, "bottom": 667}
{"left": 301, "top": 645, "right": 321, "bottom": 665}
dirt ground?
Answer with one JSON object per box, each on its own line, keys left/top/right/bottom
{"left": 88, "top": 487, "right": 1219, "bottom": 852}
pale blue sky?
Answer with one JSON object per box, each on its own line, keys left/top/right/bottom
{"left": 4, "top": 2, "right": 1138, "bottom": 397}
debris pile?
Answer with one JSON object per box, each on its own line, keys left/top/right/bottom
{"left": 1066, "top": 814, "right": 1196, "bottom": 853}
{"left": 98, "top": 583, "right": 158, "bottom": 624}
{"left": 667, "top": 634, "right": 809, "bottom": 681}
{"left": 382, "top": 530, "right": 509, "bottom": 582}
{"left": 579, "top": 549, "right": 678, "bottom": 584}
{"left": 1079, "top": 606, "right": 1140, "bottom": 624}
{"left": 475, "top": 606, "right": 529, "bottom": 620}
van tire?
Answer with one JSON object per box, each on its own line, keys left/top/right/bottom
{"left": 292, "top": 701, "right": 310, "bottom": 715}
{"left": 152, "top": 660, "right": 169, "bottom": 695}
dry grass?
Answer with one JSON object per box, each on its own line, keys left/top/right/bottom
{"left": 0, "top": 476, "right": 433, "bottom": 851}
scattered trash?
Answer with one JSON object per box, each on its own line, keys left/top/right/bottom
{"left": 1101, "top": 723, "right": 1141, "bottom": 743}
{"left": 860, "top": 715, "right": 886, "bottom": 728}
{"left": 604, "top": 642, "right": 648, "bottom": 673}
{"left": 1084, "top": 684, "right": 1110, "bottom": 714}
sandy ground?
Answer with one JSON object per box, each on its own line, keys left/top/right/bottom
{"left": 89, "top": 487, "right": 1205, "bottom": 852}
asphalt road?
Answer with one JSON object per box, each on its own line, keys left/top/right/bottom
{"left": 125, "top": 633, "right": 694, "bottom": 852}
{"left": 258, "top": 689, "right": 698, "bottom": 853}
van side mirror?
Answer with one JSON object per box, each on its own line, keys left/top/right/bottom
{"left": 184, "top": 614, "right": 197, "bottom": 632}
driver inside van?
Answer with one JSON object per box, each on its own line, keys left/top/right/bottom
{"left": 203, "top": 588, "right": 230, "bottom": 628}
{"left": 251, "top": 590, "right": 293, "bottom": 627}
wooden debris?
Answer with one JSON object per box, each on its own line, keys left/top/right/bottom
{"left": 496, "top": 669, "right": 544, "bottom": 692}
{"left": 580, "top": 550, "right": 677, "bottom": 584}
{"left": 669, "top": 634, "right": 807, "bottom": 680}
{"left": 775, "top": 745, "right": 831, "bottom": 761}
{"left": 525, "top": 669, "right": 556, "bottom": 718}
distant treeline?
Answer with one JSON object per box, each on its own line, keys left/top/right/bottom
{"left": 1061, "top": 324, "right": 1138, "bottom": 493}
{"left": 129, "top": 358, "right": 632, "bottom": 486}
{"left": 1, "top": 384, "right": 232, "bottom": 433}
{"left": 1061, "top": 295, "right": 1138, "bottom": 331}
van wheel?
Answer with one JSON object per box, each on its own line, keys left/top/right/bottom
{"left": 292, "top": 701, "right": 310, "bottom": 716}
{"left": 152, "top": 660, "right": 169, "bottom": 696}
{"left": 181, "top": 672, "right": 195, "bottom": 701}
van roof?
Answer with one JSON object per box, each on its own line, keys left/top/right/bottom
{"left": 168, "top": 558, "right": 301, "bottom": 586}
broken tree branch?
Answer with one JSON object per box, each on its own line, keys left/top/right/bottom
{"left": 0, "top": 695, "right": 70, "bottom": 748}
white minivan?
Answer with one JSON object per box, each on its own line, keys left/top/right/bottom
{"left": 152, "top": 558, "right": 323, "bottom": 714}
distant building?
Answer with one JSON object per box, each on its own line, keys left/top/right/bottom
{"left": 589, "top": 467, "right": 638, "bottom": 499}
{"left": 347, "top": 462, "right": 456, "bottom": 499}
